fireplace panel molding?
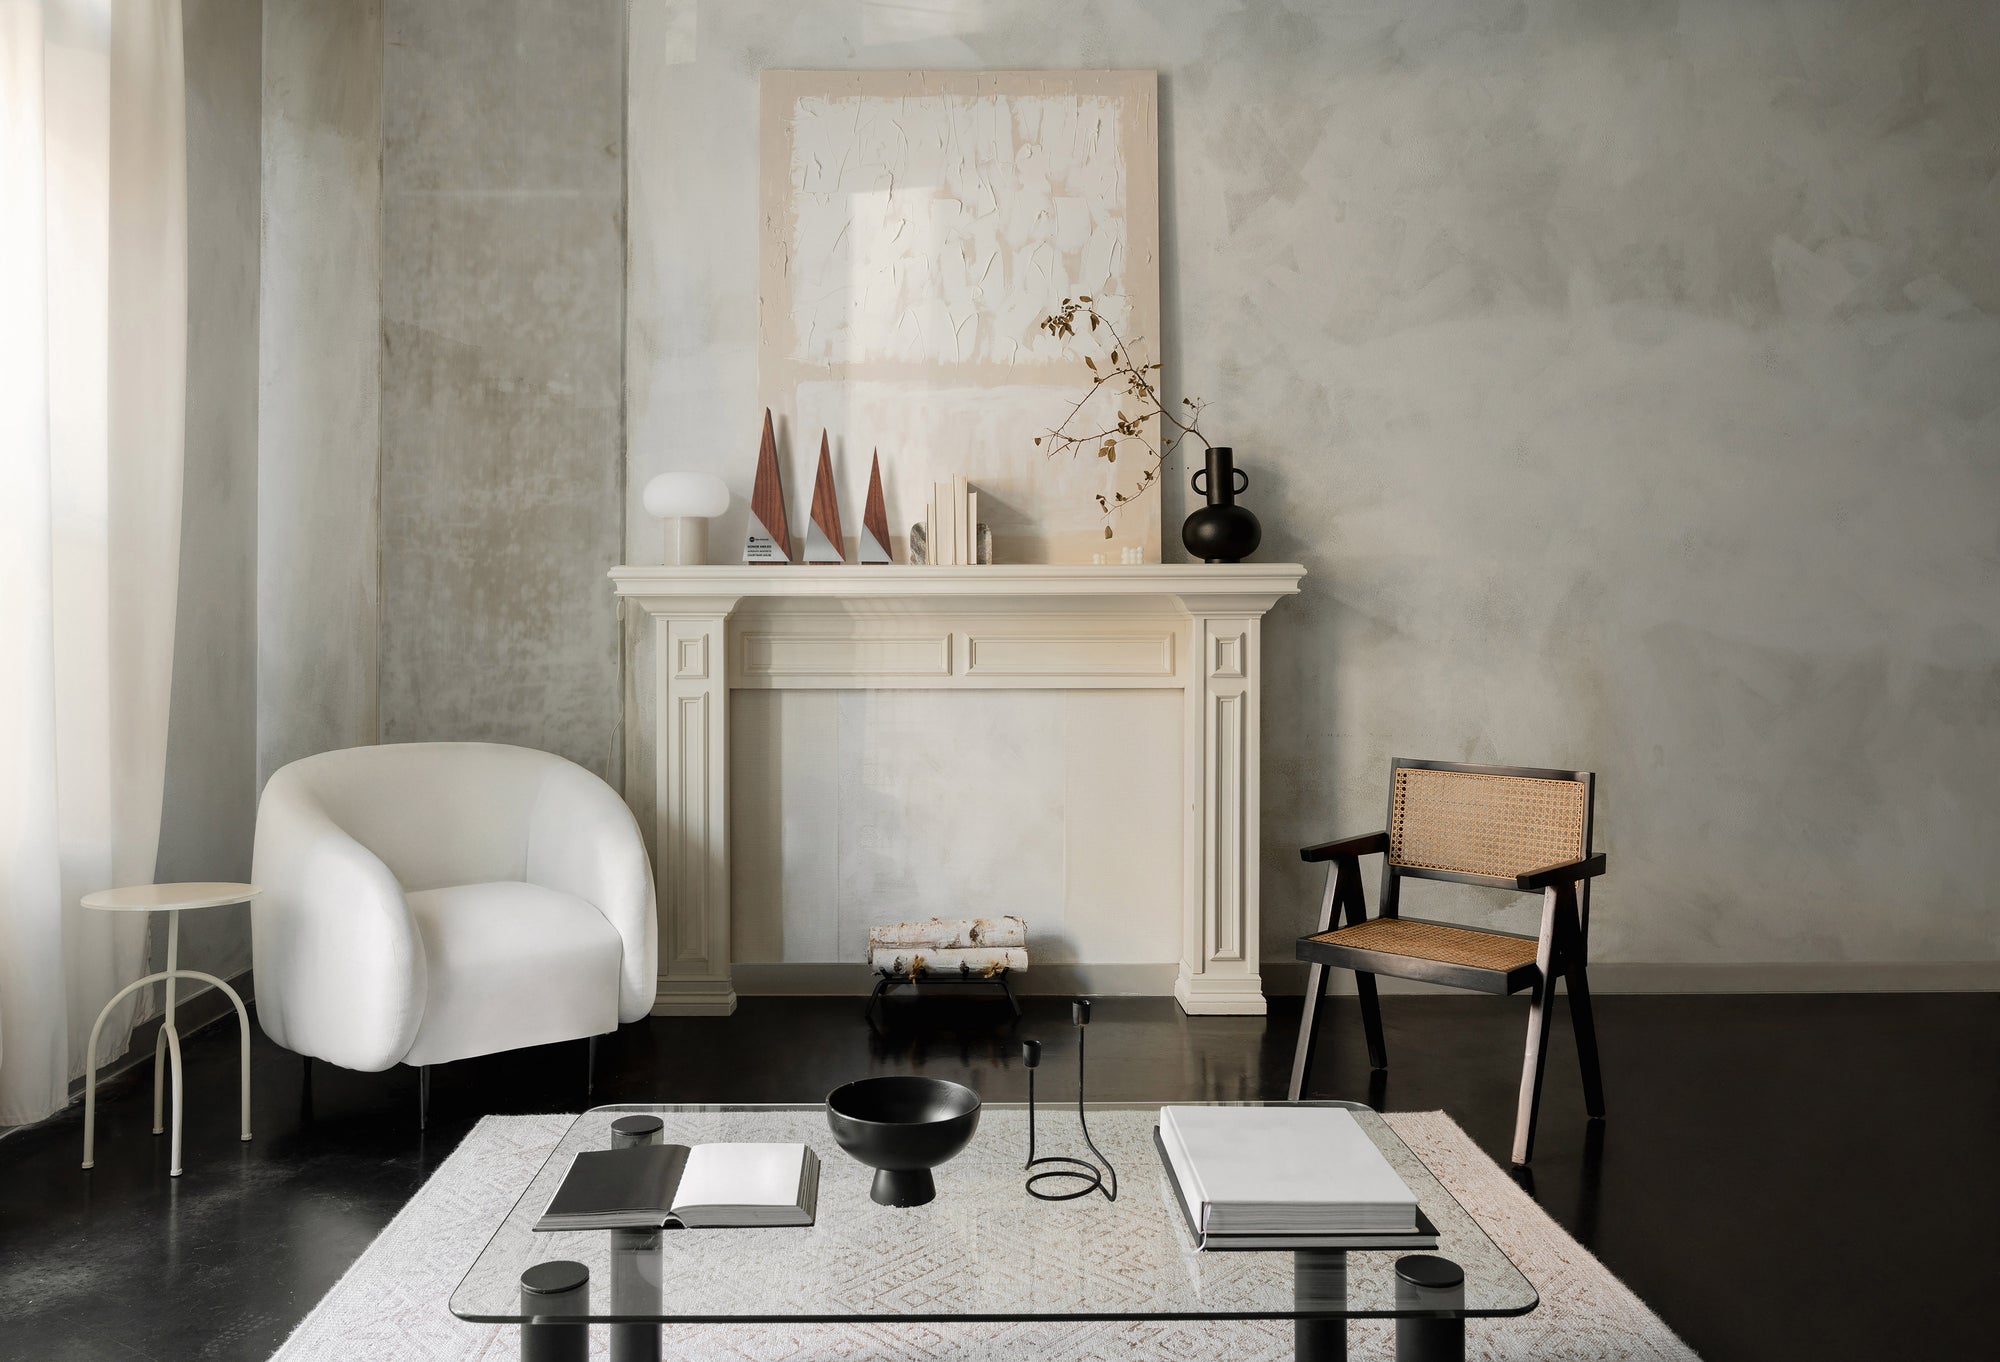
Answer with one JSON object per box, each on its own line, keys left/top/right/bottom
{"left": 612, "top": 564, "right": 1306, "bottom": 1017}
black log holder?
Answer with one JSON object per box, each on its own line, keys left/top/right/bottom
{"left": 864, "top": 968, "right": 1021, "bottom": 1027}
{"left": 1021, "top": 1000, "right": 1118, "bottom": 1202}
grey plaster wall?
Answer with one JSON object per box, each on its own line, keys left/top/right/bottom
{"left": 256, "top": 0, "right": 382, "bottom": 783}
{"left": 376, "top": 0, "right": 626, "bottom": 780}
{"left": 153, "top": 0, "right": 262, "bottom": 982}
{"left": 626, "top": 0, "right": 2000, "bottom": 979}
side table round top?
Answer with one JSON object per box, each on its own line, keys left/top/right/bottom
{"left": 79, "top": 882, "right": 261, "bottom": 913}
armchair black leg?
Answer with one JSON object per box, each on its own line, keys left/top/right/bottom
{"left": 1511, "top": 977, "right": 1556, "bottom": 1166}
{"left": 1355, "top": 972, "right": 1388, "bottom": 1071}
{"left": 587, "top": 1035, "right": 598, "bottom": 1098}
{"left": 418, "top": 1064, "right": 431, "bottom": 1132}
{"left": 1566, "top": 964, "right": 1605, "bottom": 1120}
{"left": 1287, "top": 962, "right": 1331, "bottom": 1101}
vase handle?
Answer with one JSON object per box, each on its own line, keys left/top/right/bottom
{"left": 1190, "top": 467, "right": 1210, "bottom": 496}
{"left": 1231, "top": 467, "right": 1250, "bottom": 494}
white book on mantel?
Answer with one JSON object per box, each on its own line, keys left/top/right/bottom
{"left": 1158, "top": 1106, "right": 1417, "bottom": 1237}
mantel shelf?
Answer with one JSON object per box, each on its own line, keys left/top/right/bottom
{"left": 610, "top": 562, "right": 1306, "bottom": 609}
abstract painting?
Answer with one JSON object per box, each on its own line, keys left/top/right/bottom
{"left": 759, "top": 70, "right": 1161, "bottom": 564}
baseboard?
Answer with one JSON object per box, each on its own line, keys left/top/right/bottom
{"left": 734, "top": 960, "right": 1998, "bottom": 998}
{"left": 733, "top": 962, "right": 1181, "bottom": 997}
{"left": 1260, "top": 960, "right": 2000, "bottom": 995}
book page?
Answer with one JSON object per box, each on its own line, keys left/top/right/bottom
{"left": 672, "top": 1143, "right": 805, "bottom": 1212}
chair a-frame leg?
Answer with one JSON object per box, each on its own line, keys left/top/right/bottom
{"left": 1511, "top": 969, "right": 1558, "bottom": 1166}
{"left": 1354, "top": 971, "right": 1387, "bottom": 1070}
{"left": 1512, "top": 882, "right": 1585, "bottom": 1166}
{"left": 1567, "top": 960, "right": 1606, "bottom": 1120}
{"left": 1287, "top": 961, "right": 1331, "bottom": 1101}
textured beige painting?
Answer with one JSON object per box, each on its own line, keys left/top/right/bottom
{"left": 759, "top": 70, "right": 1161, "bottom": 564}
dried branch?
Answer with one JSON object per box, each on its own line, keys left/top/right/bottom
{"left": 1036, "top": 297, "right": 1208, "bottom": 530}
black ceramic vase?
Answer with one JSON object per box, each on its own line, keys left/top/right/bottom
{"left": 1181, "top": 447, "right": 1261, "bottom": 563}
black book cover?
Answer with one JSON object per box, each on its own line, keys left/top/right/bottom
{"left": 535, "top": 1144, "right": 690, "bottom": 1231}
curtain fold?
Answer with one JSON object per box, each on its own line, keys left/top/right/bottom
{"left": 0, "top": 0, "right": 186, "bottom": 1128}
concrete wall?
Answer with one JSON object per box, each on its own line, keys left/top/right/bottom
{"left": 153, "top": 0, "right": 263, "bottom": 982}
{"left": 376, "top": 0, "right": 626, "bottom": 780}
{"left": 626, "top": 0, "right": 2000, "bottom": 984}
{"left": 256, "top": 0, "right": 382, "bottom": 785}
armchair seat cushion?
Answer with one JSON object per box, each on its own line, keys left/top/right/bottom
{"left": 401, "top": 881, "right": 622, "bottom": 1068}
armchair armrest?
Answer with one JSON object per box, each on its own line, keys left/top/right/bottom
{"left": 1516, "top": 853, "right": 1608, "bottom": 890}
{"left": 524, "top": 763, "right": 658, "bottom": 1023}
{"left": 250, "top": 774, "right": 425, "bottom": 1071}
{"left": 1301, "top": 830, "right": 1389, "bottom": 862}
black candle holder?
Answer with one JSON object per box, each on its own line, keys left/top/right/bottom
{"left": 1022, "top": 1000, "right": 1117, "bottom": 1202}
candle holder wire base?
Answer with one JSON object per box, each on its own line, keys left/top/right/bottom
{"left": 1021, "top": 1001, "right": 1117, "bottom": 1203}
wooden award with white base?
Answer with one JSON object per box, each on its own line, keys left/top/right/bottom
{"left": 744, "top": 409, "right": 791, "bottom": 565}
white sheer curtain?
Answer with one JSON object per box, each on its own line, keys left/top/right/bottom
{"left": 0, "top": 0, "right": 186, "bottom": 1127}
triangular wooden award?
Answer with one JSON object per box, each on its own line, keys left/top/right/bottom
{"left": 744, "top": 409, "right": 791, "bottom": 564}
{"left": 804, "top": 431, "right": 845, "bottom": 564}
{"left": 859, "top": 450, "right": 892, "bottom": 563}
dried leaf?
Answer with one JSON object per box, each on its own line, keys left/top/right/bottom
{"left": 1033, "top": 436, "right": 1041, "bottom": 445}
{"left": 1104, "top": 526, "right": 1114, "bottom": 539}
{"left": 1084, "top": 356, "right": 1096, "bottom": 371}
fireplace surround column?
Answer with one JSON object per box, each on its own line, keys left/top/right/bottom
{"left": 651, "top": 594, "right": 741, "bottom": 1016}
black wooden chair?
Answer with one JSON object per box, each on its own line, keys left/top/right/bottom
{"left": 1286, "top": 758, "right": 1607, "bottom": 1165}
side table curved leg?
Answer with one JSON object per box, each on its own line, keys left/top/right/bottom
{"left": 80, "top": 968, "right": 173, "bottom": 1171}
{"left": 162, "top": 1020, "right": 184, "bottom": 1176}
{"left": 176, "top": 968, "right": 253, "bottom": 1141}
{"left": 152, "top": 1023, "right": 169, "bottom": 1134}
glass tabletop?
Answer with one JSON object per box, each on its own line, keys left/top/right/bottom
{"left": 450, "top": 1102, "right": 1537, "bottom": 1324}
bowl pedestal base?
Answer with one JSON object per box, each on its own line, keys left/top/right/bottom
{"left": 871, "top": 1168, "right": 937, "bottom": 1207}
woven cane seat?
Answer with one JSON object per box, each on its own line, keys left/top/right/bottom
{"left": 1307, "top": 917, "right": 1540, "bottom": 974}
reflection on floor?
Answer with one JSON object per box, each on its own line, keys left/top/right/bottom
{"left": 0, "top": 991, "right": 1992, "bottom": 1361}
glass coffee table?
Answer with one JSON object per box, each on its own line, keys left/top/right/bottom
{"left": 453, "top": 1102, "right": 1537, "bottom": 1361}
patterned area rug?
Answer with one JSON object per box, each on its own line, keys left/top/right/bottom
{"left": 269, "top": 1112, "right": 1697, "bottom": 1361}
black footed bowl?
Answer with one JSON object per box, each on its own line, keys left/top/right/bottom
{"left": 825, "top": 1076, "right": 982, "bottom": 1207}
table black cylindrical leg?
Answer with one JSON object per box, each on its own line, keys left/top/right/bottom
{"left": 604, "top": 1117, "right": 664, "bottom": 1360}
{"left": 520, "top": 1260, "right": 590, "bottom": 1362}
{"left": 610, "top": 1227, "right": 663, "bottom": 1362}
{"left": 1293, "top": 1249, "right": 1349, "bottom": 1361}
{"left": 610, "top": 1114, "right": 663, "bottom": 1150}
{"left": 1393, "top": 1255, "right": 1466, "bottom": 1362}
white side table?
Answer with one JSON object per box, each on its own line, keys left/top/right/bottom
{"left": 79, "top": 882, "right": 258, "bottom": 1176}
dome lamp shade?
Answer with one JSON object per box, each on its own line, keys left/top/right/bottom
{"left": 643, "top": 472, "right": 730, "bottom": 564}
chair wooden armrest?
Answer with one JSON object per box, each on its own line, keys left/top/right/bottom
{"left": 1300, "top": 830, "right": 1389, "bottom": 862}
{"left": 1515, "top": 852, "right": 1608, "bottom": 890}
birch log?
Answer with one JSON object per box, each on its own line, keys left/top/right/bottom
{"left": 870, "top": 947, "right": 1029, "bottom": 980}
{"left": 866, "top": 916, "right": 1026, "bottom": 950}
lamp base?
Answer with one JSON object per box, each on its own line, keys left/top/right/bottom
{"left": 661, "top": 518, "right": 708, "bottom": 566}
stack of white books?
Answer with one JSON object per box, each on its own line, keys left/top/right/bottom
{"left": 1155, "top": 1105, "right": 1429, "bottom": 1249}
{"left": 924, "top": 476, "right": 982, "bottom": 565}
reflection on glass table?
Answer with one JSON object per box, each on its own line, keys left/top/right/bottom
{"left": 454, "top": 1102, "right": 1537, "bottom": 1362}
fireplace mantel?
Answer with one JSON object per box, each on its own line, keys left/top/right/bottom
{"left": 612, "top": 562, "right": 1306, "bottom": 1017}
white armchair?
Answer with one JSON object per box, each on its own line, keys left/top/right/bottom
{"left": 251, "top": 743, "right": 656, "bottom": 1098}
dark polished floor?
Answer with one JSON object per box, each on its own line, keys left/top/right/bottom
{"left": 0, "top": 990, "right": 1992, "bottom": 1360}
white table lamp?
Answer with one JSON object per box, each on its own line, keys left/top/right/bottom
{"left": 643, "top": 471, "right": 730, "bottom": 565}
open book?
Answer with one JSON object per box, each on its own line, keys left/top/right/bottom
{"left": 534, "top": 1142, "right": 820, "bottom": 1231}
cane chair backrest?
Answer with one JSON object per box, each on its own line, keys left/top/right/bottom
{"left": 1384, "top": 760, "right": 1594, "bottom": 892}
